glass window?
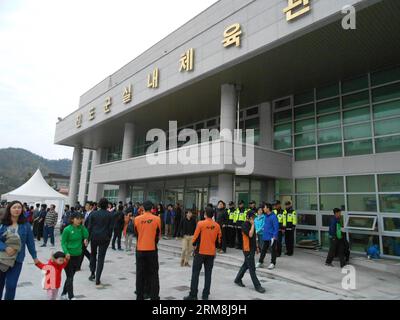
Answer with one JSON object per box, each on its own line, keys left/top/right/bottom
{"left": 382, "top": 236, "right": 400, "bottom": 257}
{"left": 296, "top": 178, "right": 317, "bottom": 193}
{"left": 375, "top": 135, "right": 400, "bottom": 153}
{"left": 295, "top": 147, "right": 316, "bottom": 161}
{"left": 275, "top": 98, "right": 291, "bottom": 110}
{"left": 372, "top": 82, "right": 400, "bottom": 103}
{"left": 319, "top": 195, "right": 345, "bottom": 211}
{"left": 322, "top": 215, "right": 344, "bottom": 227}
{"left": 378, "top": 174, "right": 400, "bottom": 192}
{"left": 317, "top": 83, "right": 339, "bottom": 100}
{"left": 383, "top": 218, "right": 400, "bottom": 232}
{"left": 346, "top": 215, "right": 377, "bottom": 230}
{"left": 320, "top": 231, "right": 330, "bottom": 249}
{"left": 371, "top": 66, "right": 400, "bottom": 87}
{"left": 343, "top": 107, "right": 370, "bottom": 124}
{"left": 379, "top": 194, "right": 400, "bottom": 213}
{"left": 349, "top": 234, "right": 379, "bottom": 253}
{"left": 344, "top": 123, "right": 371, "bottom": 140}
{"left": 346, "top": 175, "right": 375, "bottom": 193}
{"left": 342, "top": 91, "right": 369, "bottom": 109}
{"left": 344, "top": 139, "right": 373, "bottom": 156}
{"left": 275, "top": 179, "right": 293, "bottom": 194}
{"left": 296, "top": 229, "right": 319, "bottom": 244}
{"left": 294, "top": 104, "right": 314, "bottom": 120}
{"left": 246, "top": 107, "right": 258, "bottom": 117}
{"left": 294, "top": 90, "right": 314, "bottom": 105}
{"left": 297, "top": 214, "right": 317, "bottom": 226}
{"left": 295, "top": 195, "right": 318, "bottom": 210}
{"left": 295, "top": 132, "right": 315, "bottom": 147}
{"left": 317, "top": 113, "right": 340, "bottom": 129}
{"left": 195, "top": 122, "right": 205, "bottom": 130}
{"left": 347, "top": 195, "right": 377, "bottom": 212}
{"left": 295, "top": 118, "right": 315, "bottom": 133}
{"left": 316, "top": 98, "right": 340, "bottom": 115}
{"left": 318, "top": 143, "right": 342, "bottom": 159}
{"left": 319, "top": 177, "right": 344, "bottom": 193}
{"left": 373, "top": 99, "right": 400, "bottom": 119}
{"left": 274, "top": 136, "right": 292, "bottom": 150}
{"left": 318, "top": 127, "right": 342, "bottom": 144}
{"left": 342, "top": 75, "right": 369, "bottom": 94}
{"left": 274, "top": 123, "right": 292, "bottom": 136}
{"left": 374, "top": 117, "right": 400, "bottom": 136}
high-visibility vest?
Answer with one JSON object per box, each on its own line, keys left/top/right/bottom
{"left": 274, "top": 209, "right": 286, "bottom": 228}
{"left": 228, "top": 209, "right": 236, "bottom": 223}
{"left": 284, "top": 208, "right": 297, "bottom": 228}
{"left": 235, "top": 208, "right": 249, "bottom": 223}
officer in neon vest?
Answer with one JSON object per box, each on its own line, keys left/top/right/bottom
{"left": 273, "top": 200, "right": 286, "bottom": 257}
{"left": 248, "top": 200, "right": 257, "bottom": 216}
{"left": 227, "top": 201, "right": 236, "bottom": 248}
{"left": 234, "top": 200, "right": 249, "bottom": 250}
{"left": 283, "top": 200, "right": 297, "bottom": 256}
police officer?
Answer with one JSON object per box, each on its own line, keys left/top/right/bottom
{"left": 248, "top": 200, "right": 257, "bottom": 215}
{"left": 227, "top": 201, "right": 236, "bottom": 248}
{"left": 234, "top": 200, "right": 249, "bottom": 250}
{"left": 273, "top": 200, "right": 285, "bottom": 257}
{"left": 284, "top": 201, "right": 297, "bottom": 256}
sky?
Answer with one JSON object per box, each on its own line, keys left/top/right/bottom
{"left": 0, "top": 0, "right": 218, "bottom": 160}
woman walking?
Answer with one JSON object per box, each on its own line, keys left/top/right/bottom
{"left": 0, "top": 200, "right": 38, "bottom": 300}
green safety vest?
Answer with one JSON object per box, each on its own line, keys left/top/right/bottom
{"left": 233, "top": 208, "right": 249, "bottom": 223}
{"left": 274, "top": 209, "right": 286, "bottom": 227}
{"left": 284, "top": 209, "right": 297, "bottom": 227}
{"left": 228, "top": 209, "right": 236, "bottom": 221}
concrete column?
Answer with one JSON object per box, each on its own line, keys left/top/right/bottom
{"left": 220, "top": 84, "right": 236, "bottom": 133}
{"left": 217, "top": 174, "right": 233, "bottom": 203}
{"left": 266, "top": 179, "right": 275, "bottom": 203}
{"left": 68, "top": 146, "right": 83, "bottom": 206}
{"left": 88, "top": 147, "right": 104, "bottom": 201}
{"left": 118, "top": 184, "right": 128, "bottom": 203}
{"left": 122, "top": 123, "right": 135, "bottom": 160}
{"left": 259, "top": 102, "right": 273, "bottom": 149}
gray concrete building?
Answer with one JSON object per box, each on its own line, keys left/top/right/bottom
{"left": 55, "top": 0, "right": 400, "bottom": 258}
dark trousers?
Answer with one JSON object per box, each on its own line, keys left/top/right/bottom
{"left": 235, "top": 251, "right": 261, "bottom": 289}
{"left": 285, "top": 229, "right": 295, "bottom": 255}
{"left": 43, "top": 225, "right": 55, "bottom": 245}
{"left": 36, "top": 221, "right": 44, "bottom": 241}
{"left": 218, "top": 225, "right": 227, "bottom": 252}
{"left": 189, "top": 254, "right": 215, "bottom": 298}
{"left": 32, "top": 220, "right": 39, "bottom": 238}
{"left": 236, "top": 225, "right": 243, "bottom": 249}
{"left": 79, "top": 243, "right": 91, "bottom": 269}
{"left": 276, "top": 230, "right": 284, "bottom": 256}
{"left": 326, "top": 238, "right": 346, "bottom": 268}
{"left": 62, "top": 256, "right": 80, "bottom": 299}
{"left": 90, "top": 239, "right": 109, "bottom": 283}
{"left": 112, "top": 229, "right": 123, "bottom": 249}
{"left": 227, "top": 225, "right": 236, "bottom": 248}
{"left": 173, "top": 217, "right": 181, "bottom": 238}
{"left": 259, "top": 239, "right": 277, "bottom": 265}
{"left": 0, "top": 262, "right": 23, "bottom": 300}
{"left": 136, "top": 250, "right": 160, "bottom": 300}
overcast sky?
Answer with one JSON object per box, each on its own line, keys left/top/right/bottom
{"left": 0, "top": 0, "right": 217, "bottom": 160}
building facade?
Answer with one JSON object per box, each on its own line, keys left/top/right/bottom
{"left": 54, "top": 0, "right": 400, "bottom": 258}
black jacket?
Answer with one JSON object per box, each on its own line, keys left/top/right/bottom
{"left": 179, "top": 217, "right": 197, "bottom": 236}
{"left": 216, "top": 208, "right": 229, "bottom": 225}
{"left": 112, "top": 210, "right": 125, "bottom": 231}
{"left": 88, "top": 209, "right": 113, "bottom": 242}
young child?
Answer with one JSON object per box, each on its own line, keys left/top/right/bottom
{"left": 35, "top": 251, "right": 69, "bottom": 300}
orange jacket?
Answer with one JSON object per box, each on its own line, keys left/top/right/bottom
{"left": 192, "top": 218, "right": 221, "bottom": 256}
{"left": 134, "top": 211, "right": 161, "bottom": 251}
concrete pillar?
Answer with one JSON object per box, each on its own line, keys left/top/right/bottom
{"left": 259, "top": 102, "right": 273, "bottom": 149}
{"left": 266, "top": 179, "right": 275, "bottom": 203}
{"left": 220, "top": 84, "right": 236, "bottom": 133}
{"left": 88, "top": 147, "right": 104, "bottom": 201}
{"left": 217, "top": 174, "right": 233, "bottom": 204}
{"left": 122, "top": 123, "right": 135, "bottom": 160}
{"left": 68, "top": 146, "right": 83, "bottom": 206}
{"left": 118, "top": 184, "right": 128, "bottom": 203}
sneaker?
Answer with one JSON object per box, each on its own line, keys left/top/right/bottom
{"left": 88, "top": 274, "right": 95, "bottom": 281}
{"left": 255, "top": 286, "right": 266, "bottom": 294}
{"left": 234, "top": 280, "right": 245, "bottom": 287}
{"left": 60, "top": 294, "right": 68, "bottom": 300}
{"left": 267, "top": 263, "right": 275, "bottom": 270}
{"left": 183, "top": 295, "right": 197, "bottom": 301}
{"left": 325, "top": 262, "right": 334, "bottom": 267}
{"left": 256, "top": 262, "right": 263, "bottom": 268}
{"left": 96, "top": 282, "right": 103, "bottom": 288}
{"left": 112, "top": 247, "right": 116, "bottom": 251}
{"left": 69, "top": 297, "right": 77, "bottom": 300}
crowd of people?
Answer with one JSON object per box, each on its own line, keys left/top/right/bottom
{"left": 0, "top": 197, "right": 349, "bottom": 300}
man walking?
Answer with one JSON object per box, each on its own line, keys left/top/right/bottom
{"left": 36, "top": 204, "right": 47, "bottom": 241}
{"left": 215, "top": 200, "right": 228, "bottom": 253}
{"left": 134, "top": 200, "right": 162, "bottom": 300}
{"left": 179, "top": 210, "right": 197, "bottom": 267}
{"left": 184, "top": 206, "right": 221, "bottom": 301}
{"left": 111, "top": 205, "right": 125, "bottom": 251}
{"left": 88, "top": 198, "right": 113, "bottom": 287}
{"left": 41, "top": 204, "right": 58, "bottom": 247}
{"left": 325, "top": 208, "right": 347, "bottom": 268}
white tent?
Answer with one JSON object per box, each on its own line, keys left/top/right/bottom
{"left": 1, "top": 169, "right": 67, "bottom": 219}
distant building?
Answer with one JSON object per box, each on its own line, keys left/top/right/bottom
{"left": 45, "top": 173, "right": 70, "bottom": 196}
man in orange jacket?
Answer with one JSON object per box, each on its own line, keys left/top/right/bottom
{"left": 184, "top": 206, "right": 221, "bottom": 300}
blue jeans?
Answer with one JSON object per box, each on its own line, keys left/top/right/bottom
{"left": 0, "top": 262, "right": 23, "bottom": 300}
{"left": 43, "top": 225, "right": 55, "bottom": 245}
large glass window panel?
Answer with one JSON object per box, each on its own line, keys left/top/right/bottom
{"left": 379, "top": 194, "right": 400, "bottom": 213}
{"left": 344, "top": 123, "right": 371, "bottom": 140}
{"left": 275, "top": 179, "right": 293, "bottom": 194}
{"left": 344, "top": 139, "right": 373, "bottom": 156}
{"left": 296, "top": 229, "right": 319, "bottom": 244}
{"left": 319, "top": 195, "right": 345, "bottom": 211}
{"left": 295, "top": 118, "right": 315, "bottom": 133}
{"left": 347, "top": 195, "right": 377, "bottom": 212}
{"left": 316, "top": 98, "right": 340, "bottom": 115}
{"left": 322, "top": 215, "right": 344, "bottom": 227}
{"left": 346, "top": 175, "right": 375, "bottom": 193}
{"left": 295, "top": 132, "right": 315, "bottom": 147}
{"left": 371, "top": 66, "right": 400, "bottom": 86}
{"left": 349, "top": 234, "right": 379, "bottom": 253}
{"left": 375, "top": 135, "right": 400, "bottom": 153}
{"left": 274, "top": 136, "right": 292, "bottom": 150}
{"left": 378, "top": 174, "right": 400, "bottom": 192}
{"left": 275, "top": 98, "right": 291, "bottom": 110}
{"left": 383, "top": 218, "right": 400, "bottom": 232}
{"left": 318, "top": 143, "right": 342, "bottom": 159}
{"left": 319, "top": 177, "right": 344, "bottom": 193}
{"left": 343, "top": 107, "right": 370, "bottom": 124}
{"left": 373, "top": 99, "right": 400, "bottom": 119}
{"left": 318, "top": 127, "right": 342, "bottom": 144}
{"left": 372, "top": 82, "right": 400, "bottom": 103}
{"left": 346, "top": 215, "right": 377, "bottom": 230}
{"left": 342, "top": 91, "right": 369, "bottom": 109}
{"left": 295, "top": 195, "right": 318, "bottom": 210}
{"left": 374, "top": 117, "right": 400, "bottom": 136}
{"left": 295, "top": 147, "right": 316, "bottom": 161}
{"left": 321, "top": 231, "right": 330, "bottom": 249}
{"left": 317, "top": 113, "right": 340, "bottom": 129}
{"left": 296, "top": 178, "right": 317, "bottom": 193}
{"left": 274, "top": 109, "right": 292, "bottom": 124}
{"left": 294, "top": 90, "right": 314, "bottom": 105}
{"left": 382, "top": 236, "right": 400, "bottom": 257}
{"left": 274, "top": 123, "right": 292, "bottom": 136}
{"left": 294, "top": 104, "right": 314, "bottom": 120}
{"left": 297, "top": 214, "right": 317, "bottom": 226}
{"left": 342, "top": 75, "right": 369, "bottom": 94}
{"left": 317, "top": 83, "right": 339, "bottom": 100}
